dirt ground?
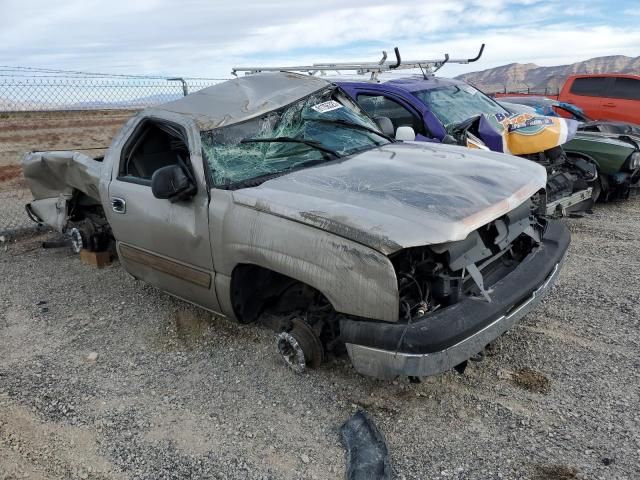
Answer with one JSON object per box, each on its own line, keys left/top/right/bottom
{"left": 1, "top": 197, "right": 639, "bottom": 480}
{"left": 0, "top": 165, "right": 27, "bottom": 194}
{"left": 0, "top": 110, "right": 134, "bottom": 168}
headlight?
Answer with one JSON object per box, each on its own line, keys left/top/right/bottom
{"left": 627, "top": 151, "right": 640, "bottom": 171}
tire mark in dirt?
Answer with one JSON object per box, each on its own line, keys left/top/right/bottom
{"left": 0, "top": 395, "right": 124, "bottom": 480}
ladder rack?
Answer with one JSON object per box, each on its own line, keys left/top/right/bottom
{"left": 232, "top": 44, "right": 485, "bottom": 81}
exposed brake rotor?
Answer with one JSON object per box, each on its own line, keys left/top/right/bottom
{"left": 276, "top": 317, "right": 324, "bottom": 372}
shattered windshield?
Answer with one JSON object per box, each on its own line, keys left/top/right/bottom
{"left": 414, "top": 84, "right": 508, "bottom": 128}
{"left": 201, "top": 87, "right": 389, "bottom": 187}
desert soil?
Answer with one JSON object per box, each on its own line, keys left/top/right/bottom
{"left": 1, "top": 198, "right": 639, "bottom": 479}
{"left": 0, "top": 110, "right": 134, "bottom": 168}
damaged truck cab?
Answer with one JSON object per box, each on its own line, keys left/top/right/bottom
{"left": 23, "top": 73, "right": 570, "bottom": 379}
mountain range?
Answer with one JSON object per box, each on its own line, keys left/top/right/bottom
{"left": 455, "top": 55, "right": 640, "bottom": 94}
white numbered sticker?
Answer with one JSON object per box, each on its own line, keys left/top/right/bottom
{"left": 311, "top": 100, "right": 343, "bottom": 113}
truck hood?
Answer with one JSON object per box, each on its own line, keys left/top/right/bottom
{"left": 233, "top": 142, "right": 546, "bottom": 255}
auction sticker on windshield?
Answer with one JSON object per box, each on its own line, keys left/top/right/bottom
{"left": 311, "top": 100, "right": 343, "bottom": 113}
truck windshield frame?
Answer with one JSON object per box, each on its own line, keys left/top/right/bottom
{"left": 200, "top": 87, "right": 389, "bottom": 188}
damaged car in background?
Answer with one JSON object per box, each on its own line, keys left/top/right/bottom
{"left": 499, "top": 97, "right": 640, "bottom": 200}
{"left": 22, "top": 72, "right": 569, "bottom": 379}
{"left": 494, "top": 95, "right": 640, "bottom": 136}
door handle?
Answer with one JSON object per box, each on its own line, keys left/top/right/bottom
{"left": 111, "top": 197, "right": 126, "bottom": 214}
{"left": 603, "top": 103, "right": 616, "bottom": 107}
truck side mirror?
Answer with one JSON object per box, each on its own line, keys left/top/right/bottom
{"left": 395, "top": 126, "right": 416, "bottom": 141}
{"left": 151, "top": 164, "right": 196, "bottom": 202}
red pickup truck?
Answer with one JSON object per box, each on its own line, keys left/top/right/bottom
{"left": 557, "top": 74, "right": 640, "bottom": 124}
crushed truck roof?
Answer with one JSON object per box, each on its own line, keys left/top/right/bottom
{"left": 151, "top": 72, "right": 331, "bottom": 131}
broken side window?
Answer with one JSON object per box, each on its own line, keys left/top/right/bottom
{"left": 200, "top": 87, "right": 389, "bottom": 188}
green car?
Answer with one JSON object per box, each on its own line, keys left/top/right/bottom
{"left": 562, "top": 132, "right": 640, "bottom": 201}
{"left": 500, "top": 101, "right": 640, "bottom": 202}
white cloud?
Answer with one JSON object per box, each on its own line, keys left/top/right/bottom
{"left": 0, "top": 0, "right": 637, "bottom": 78}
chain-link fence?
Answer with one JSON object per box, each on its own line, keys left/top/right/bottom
{"left": 487, "top": 86, "right": 561, "bottom": 97}
{"left": 0, "top": 77, "right": 222, "bottom": 111}
{"left": 0, "top": 74, "right": 224, "bottom": 237}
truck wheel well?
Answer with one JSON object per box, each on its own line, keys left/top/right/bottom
{"left": 230, "top": 264, "right": 331, "bottom": 324}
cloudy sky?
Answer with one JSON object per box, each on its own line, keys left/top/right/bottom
{"left": 1, "top": 0, "right": 639, "bottom": 79}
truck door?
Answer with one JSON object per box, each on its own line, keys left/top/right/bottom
{"left": 563, "top": 76, "right": 611, "bottom": 120}
{"left": 104, "top": 116, "right": 220, "bottom": 313}
{"left": 602, "top": 76, "right": 640, "bottom": 124}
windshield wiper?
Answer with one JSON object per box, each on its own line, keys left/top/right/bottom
{"left": 304, "top": 117, "right": 394, "bottom": 142}
{"left": 240, "top": 137, "right": 340, "bottom": 158}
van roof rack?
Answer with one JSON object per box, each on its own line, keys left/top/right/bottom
{"left": 232, "top": 44, "right": 484, "bottom": 81}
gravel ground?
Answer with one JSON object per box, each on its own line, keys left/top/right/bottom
{"left": 1, "top": 197, "right": 639, "bottom": 480}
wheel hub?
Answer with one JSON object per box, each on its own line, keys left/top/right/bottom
{"left": 69, "top": 228, "right": 84, "bottom": 254}
{"left": 277, "top": 331, "right": 307, "bottom": 373}
{"left": 276, "top": 318, "right": 324, "bottom": 372}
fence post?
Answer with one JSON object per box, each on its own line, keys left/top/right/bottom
{"left": 168, "top": 77, "right": 188, "bottom": 96}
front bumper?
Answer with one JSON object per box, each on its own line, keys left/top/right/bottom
{"left": 341, "top": 220, "right": 570, "bottom": 379}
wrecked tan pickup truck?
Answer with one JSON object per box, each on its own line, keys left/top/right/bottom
{"left": 22, "top": 72, "right": 570, "bottom": 379}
